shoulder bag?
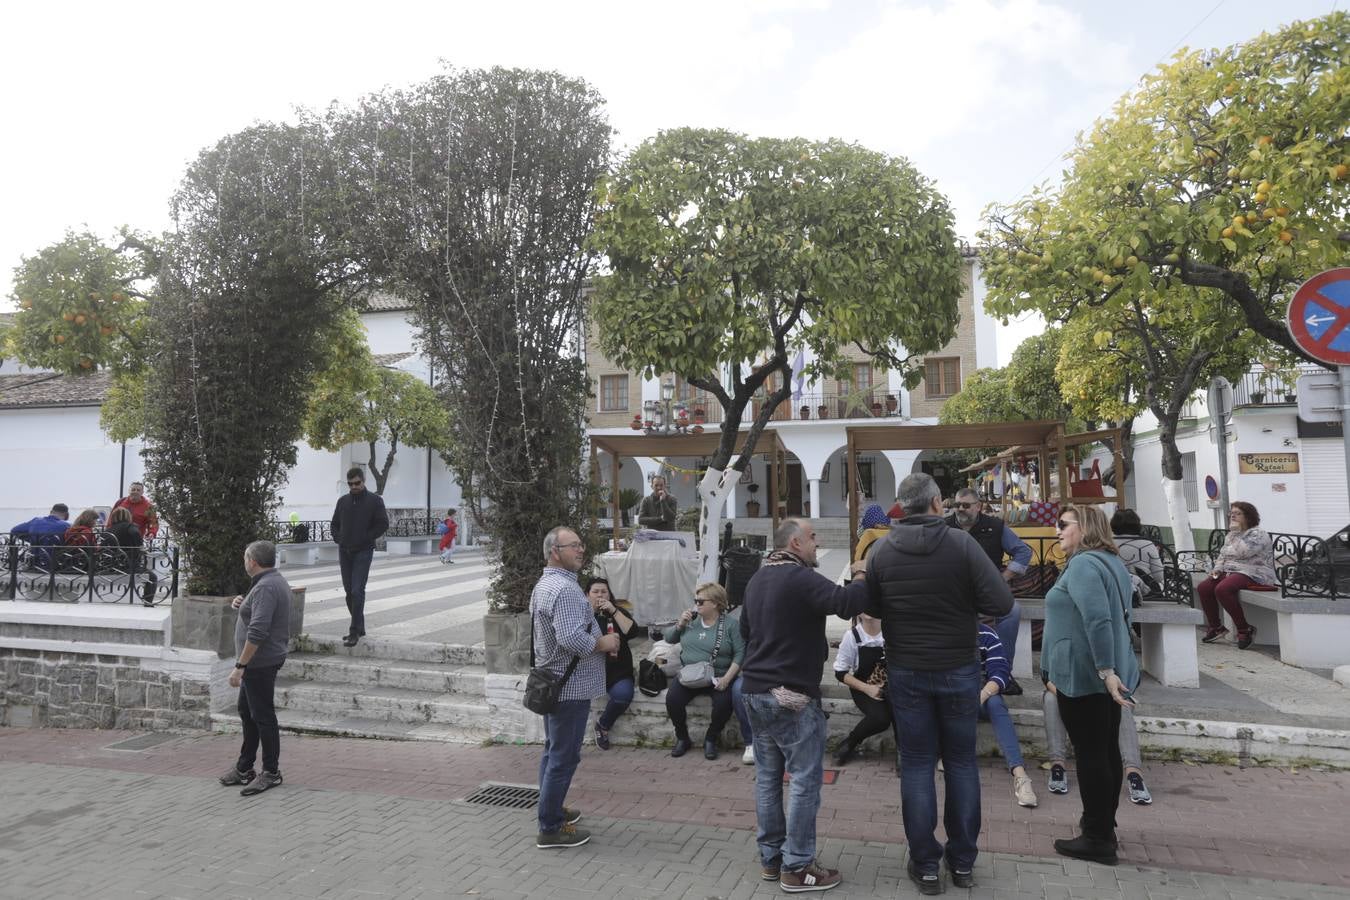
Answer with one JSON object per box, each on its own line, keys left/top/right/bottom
{"left": 677, "top": 615, "right": 725, "bottom": 688}
{"left": 522, "top": 606, "right": 581, "bottom": 715}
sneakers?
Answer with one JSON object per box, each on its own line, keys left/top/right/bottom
{"left": 1127, "top": 772, "right": 1153, "bottom": 805}
{"left": 1048, "top": 764, "right": 1069, "bottom": 794}
{"left": 218, "top": 765, "right": 255, "bottom": 786}
{"left": 1013, "top": 774, "right": 1038, "bottom": 808}
{"left": 1237, "top": 626, "right": 1257, "bottom": 650}
{"left": 742, "top": 745, "right": 755, "bottom": 765}
{"left": 594, "top": 722, "right": 611, "bottom": 751}
{"left": 761, "top": 863, "right": 781, "bottom": 881}
{"left": 240, "top": 770, "right": 282, "bottom": 797}
{"left": 946, "top": 863, "right": 974, "bottom": 889}
{"left": 906, "top": 861, "right": 943, "bottom": 895}
{"left": 562, "top": 806, "right": 582, "bottom": 825}
{"left": 1201, "top": 625, "right": 1228, "bottom": 643}
{"left": 780, "top": 861, "right": 841, "bottom": 892}
{"left": 536, "top": 824, "right": 590, "bottom": 849}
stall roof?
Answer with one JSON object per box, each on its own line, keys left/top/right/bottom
{"left": 844, "top": 421, "right": 1064, "bottom": 452}
{"left": 590, "top": 430, "right": 786, "bottom": 459}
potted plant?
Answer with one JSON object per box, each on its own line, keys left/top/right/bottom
{"left": 817, "top": 404, "right": 829, "bottom": 419}
{"left": 870, "top": 400, "right": 883, "bottom": 417}
{"left": 745, "top": 483, "right": 761, "bottom": 518}
{"left": 618, "top": 488, "right": 642, "bottom": 526}
{"left": 692, "top": 407, "right": 706, "bottom": 425}
{"left": 800, "top": 404, "right": 811, "bottom": 419}
{"left": 630, "top": 414, "right": 642, "bottom": 431}
{"left": 885, "top": 394, "right": 898, "bottom": 413}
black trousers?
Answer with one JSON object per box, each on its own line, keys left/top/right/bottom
{"left": 844, "top": 689, "right": 897, "bottom": 747}
{"left": 237, "top": 662, "right": 284, "bottom": 774}
{"left": 666, "top": 680, "right": 734, "bottom": 742}
{"left": 1055, "top": 691, "right": 1122, "bottom": 841}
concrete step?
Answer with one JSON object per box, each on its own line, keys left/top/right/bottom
{"left": 272, "top": 678, "right": 490, "bottom": 728}
{"left": 211, "top": 710, "right": 494, "bottom": 745}
{"left": 284, "top": 653, "right": 486, "bottom": 694}
{"left": 294, "top": 634, "right": 485, "bottom": 666}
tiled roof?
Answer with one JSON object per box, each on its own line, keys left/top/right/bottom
{"left": 0, "top": 371, "right": 113, "bottom": 408}
{"left": 363, "top": 293, "right": 414, "bottom": 312}
{"left": 373, "top": 352, "right": 414, "bottom": 367}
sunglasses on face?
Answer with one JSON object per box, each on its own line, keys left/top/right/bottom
{"left": 1056, "top": 519, "right": 1077, "bottom": 531}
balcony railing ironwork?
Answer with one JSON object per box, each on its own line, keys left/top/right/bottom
{"left": 3, "top": 533, "right": 178, "bottom": 605}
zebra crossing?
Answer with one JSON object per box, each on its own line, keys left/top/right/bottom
{"left": 281, "top": 548, "right": 496, "bottom": 646}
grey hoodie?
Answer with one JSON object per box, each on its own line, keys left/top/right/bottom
{"left": 864, "top": 514, "right": 1014, "bottom": 671}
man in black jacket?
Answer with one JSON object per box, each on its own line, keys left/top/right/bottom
{"left": 739, "top": 519, "right": 871, "bottom": 893}
{"left": 865, "top": 473, "right": 1013, "bottom": 895}
{"left": 331, "top": 467, "right": 389, "bottom": 647}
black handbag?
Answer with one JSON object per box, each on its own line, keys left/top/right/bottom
{"left": 523, "top": 608, "right": 580, "bottom": 715}
{"left": 638, "top": 658, "right": 668, "bottom": 697}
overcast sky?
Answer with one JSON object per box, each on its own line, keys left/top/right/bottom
{"left": 0, "top": 0, "right": 1339, "bottom": 362}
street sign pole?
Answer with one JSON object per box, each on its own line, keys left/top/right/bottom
{"left": 1208, "top": 376, "right": 1233, "bottom": 521}
{"left": 1342, "top": 366, "right": 1350, "bottom": 522}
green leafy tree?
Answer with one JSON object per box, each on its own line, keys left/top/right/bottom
{"left": 143, "top": 123, "right": 351, "bottom": 595}
{"left": 6, "top": 230, "right": 155, "bottom": 374}
{"left": 325, "top": 67, "right": 610, "bottom": 614}
{"left": 590, "top": 128, "right": 963, "bottom": 580}
{"left": 983, "top": 13, "right": 1348, "bottom": 366}
{"left": 305, "top": 362, "right": 451, "bottom": 496}
{"left": 940, "top": 329, "right": 1079, "bottom": 426}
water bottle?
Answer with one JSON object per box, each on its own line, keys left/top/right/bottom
{"left": 606, "top": 621, "right": 617, "bottom": 658}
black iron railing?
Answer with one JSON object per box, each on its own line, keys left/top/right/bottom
{"left": 1202, "top": 530, "right": 1343, "bottom": 599}
{"left": 3, "top": 535, "right": 178, "bottom": 605}
{"left": 269, "top": 520, "right": 334, "bottom": 544}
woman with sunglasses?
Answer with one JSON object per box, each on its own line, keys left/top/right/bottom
{"left": 1041, "top": 505, "right": 1139, "bottom": 866}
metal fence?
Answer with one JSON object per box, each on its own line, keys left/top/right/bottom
{"left": 268, "top": 515, "right": 443, "bottom": 544}
{"left": 3, "top": 534, "right": 178, "bottom": 605}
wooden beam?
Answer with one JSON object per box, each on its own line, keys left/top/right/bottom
{"left": 847, "top": 430, "right": 859, "bottom": 559}
{"left": 611, "top": 450, "right": 621, "bottom": 550}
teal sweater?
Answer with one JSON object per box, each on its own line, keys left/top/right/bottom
{"left": 664, "top": 614, "right": 744, "bottom": 677}
{"left": 1040, "top": 550, "right": 1140, "bottom": 698}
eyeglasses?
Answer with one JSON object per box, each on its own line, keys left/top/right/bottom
{"left": 1056, "top": 519, "right": 1078, "bottom": 531}
{"left": 954, "top": 502, "right": 977, "bottom": 509}
{"left": 555, "top": 541, "right": 584, "bottom": 551}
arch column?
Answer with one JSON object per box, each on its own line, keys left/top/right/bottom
{"left": 809, "top": 478, "right": 821, "bottom": 519}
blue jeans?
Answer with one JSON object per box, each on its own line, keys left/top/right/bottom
{"left": 537, "top": 698, "right": 591, "bottom": 833}
{"left": 888, "top": 662, "right": 982, "bottom": 874}
{"left": 598, "top": 678, "right": 634, "bottom": 730}
{"left": 995, "top": 598, "right": 1021, "bottom": 671}
{"left": 743, "top": 692, "right": 828, "bottom": 872}
{"left": 979, "top": 694, "right": 1024, "bottom": 770}
{"left": 338, "top": 547, "right": 374, "bottom": 635}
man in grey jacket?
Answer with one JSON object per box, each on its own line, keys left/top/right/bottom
{"left": 219, "top": 540, "right": 292, "bottom": 796}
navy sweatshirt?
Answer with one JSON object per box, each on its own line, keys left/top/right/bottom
{"left": 739, "top": 563, "right": 872, "bottom": 698}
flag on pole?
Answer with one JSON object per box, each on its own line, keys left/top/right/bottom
{"left": 791, "top": 349, "right": 806, "bottom": 402}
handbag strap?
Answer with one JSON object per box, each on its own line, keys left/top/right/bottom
{"left": 710, "top": 614, "right": 726, "bottom": 662}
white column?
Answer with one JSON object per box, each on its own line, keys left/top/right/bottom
{"left": 726, "top": 483, "right": 738, "bottom": 519}
{"left": 809, "top": 479, "right": 821, "bottom": 520}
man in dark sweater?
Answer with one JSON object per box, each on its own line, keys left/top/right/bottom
{"left": 865, "top": 473, "right": 1013, "bottom": 895}
{"left": 331, "top": 467, "right": 389, "bottom": 647}
{"left": 220, "top": 540, "right": 292, "bottom": 797}
{"left": 739, "top": 518, "right": 870, "bottom": 893}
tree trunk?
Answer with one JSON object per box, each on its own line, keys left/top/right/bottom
{"left": 1158, "top": 424, "right": 1195, "bottom": 552}
{"left": 368, "top": 439, "right": 398, "bottom": 496}
{"left": 695, "top": 465, "right": 738, "bottom": 584}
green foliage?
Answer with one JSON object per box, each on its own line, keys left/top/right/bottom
{"left": 100, "top": 371, "right": 146, "bottom": 443}
{"left": 941, "top": 329, "right": 1083, "bottom": 428}
{"left": 590, "top": 127, "right": 963, "bottom": 472}
{"left": 7, "top": 230, "right": 154, "bottom": 375}
{"left": 981, "top": 13, "right": 1349, "bottom": 366}
{"left": 142, "top": 122, "right": 349, "bottom": 596}
{"left": 327, "top": 66, "right": 610, "bottom": 612}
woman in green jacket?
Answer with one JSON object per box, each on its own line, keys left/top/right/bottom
{"left": 1041, "top": 504, "right": 1140, "bottom": 867}
{"left": 663, "top": 583, "right": 752, "bottom": 761}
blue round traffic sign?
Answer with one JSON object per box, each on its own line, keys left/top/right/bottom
{"left": 1204, "top": 476, "right": 1218, "bottom": 500}
{"left": 1287, "top": 267, "right": 1350, "bottom": 366}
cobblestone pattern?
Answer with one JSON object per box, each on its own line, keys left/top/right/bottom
{"left": 2, "top": 758, "right": 1347, "bottom": 900}
{"left": 0, "top": 649, "right": 211, "bottom": 730}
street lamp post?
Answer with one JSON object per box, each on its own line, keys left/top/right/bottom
{"left": 644, "top": 379, "right": 691, "bottom": 436}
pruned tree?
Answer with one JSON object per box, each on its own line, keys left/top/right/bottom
{"left": 590, "top": 128, "right": 963, "bottom": 580}
{"left": 142, "top": 122, "right": 352, "bottom": 595}
{"left": 325, "top": 66, "right": 611, "bottom": 613}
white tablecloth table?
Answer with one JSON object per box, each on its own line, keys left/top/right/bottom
{"left": 595, "top": 533, "right": 700, "bottom": 625}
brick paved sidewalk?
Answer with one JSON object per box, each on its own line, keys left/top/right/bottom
{"left": 1, "top": 727, "right": 1348, "bottom": 898}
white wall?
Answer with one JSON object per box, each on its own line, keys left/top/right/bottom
{"left": 361, "top": 310, "right": 418, "bottom": 356}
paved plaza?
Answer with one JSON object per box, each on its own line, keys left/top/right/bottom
{"left": 1, "top": 726, "right": 1349, "bottom": 899}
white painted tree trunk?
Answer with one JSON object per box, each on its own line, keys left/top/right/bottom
{"left": 696, "top": 466, "right": 736, "bottom": 584}
{"left": 1161, "top": 477, "right": 1195, "bottom": 552}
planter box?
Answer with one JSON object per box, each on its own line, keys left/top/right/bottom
{"left": 483, "top": 611, "right": 532, "bottom": 675}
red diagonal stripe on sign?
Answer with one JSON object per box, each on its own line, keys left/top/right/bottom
{"left": 1310, "top": 296, "right": 1350, "bottom": 351}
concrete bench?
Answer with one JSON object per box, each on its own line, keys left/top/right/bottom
{"left": 277, "top": 542, "right": 339, "bottom": 566}
{"left": 384, "top": 535, "right": 437, "bottom": 555}
{"left": 1224, "top": 589, "right": 1350, "bottom": 669}
{"left": 1015, "top": 599, "right": 1203, "bottom": 688}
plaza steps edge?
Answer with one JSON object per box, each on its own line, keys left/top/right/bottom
{"left": 210, "top": 710, "right": 495, "bottom": 745}
{"left": 294, "top": 633, "right": 486, "bottom": 666}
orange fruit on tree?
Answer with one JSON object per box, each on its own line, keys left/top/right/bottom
{"left": 1278, "top": 230, "right": 1293, "bottom": 243}
{"left": 1222, "top": 226, "right": 1235, "bottom": 238}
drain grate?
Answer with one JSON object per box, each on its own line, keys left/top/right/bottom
{"left": 463, "top": 782, "right": 540, "bottom": 809}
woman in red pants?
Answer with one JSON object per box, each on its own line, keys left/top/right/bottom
{"left": 1197, "top": 501, "right": 1275, "bottom": 649}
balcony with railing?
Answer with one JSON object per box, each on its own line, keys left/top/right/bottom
{"left": 1233, "top": 364, "right": 1323, "bottom": 407}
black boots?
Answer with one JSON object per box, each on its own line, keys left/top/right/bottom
{"left": 1053, "top": 833, "right": 1119, "bottom": 866}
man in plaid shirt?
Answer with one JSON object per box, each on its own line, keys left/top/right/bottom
{"left": 531, "top": 525, "right": 620, "bottom": 849}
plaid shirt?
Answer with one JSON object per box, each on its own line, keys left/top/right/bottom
{"left": 529, "top": 566, "right": 605, "bottom": 702}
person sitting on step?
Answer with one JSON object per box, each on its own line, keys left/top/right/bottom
{"left": 585, "top": 577, "right": 638, "bottom": 750}
{"left": 662, "top": 583, "right": 753, "bottom": 762}
{"left": 831, "top": 612, "right": 898, "bottom": 769}
{"left": 976, "top": 621, "right": 1038, "bottom": 808}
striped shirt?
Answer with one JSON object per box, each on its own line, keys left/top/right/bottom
{"left": 529, "top": 566, "right": 605, "bottom": 702}
{"left": 976, "top": 623, "right": 1010, "bottom": 692}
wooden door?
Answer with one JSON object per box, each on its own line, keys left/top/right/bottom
{"left": 787, "top": 463, "right": 803, "bottom": 516}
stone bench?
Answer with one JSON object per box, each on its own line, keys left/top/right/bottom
{"left": 1224, "top": 589, "right": 1350, "bottom": 669}
{"left": 277, "top": 542, "right": 338, "bottom": 566}
{"left": 384, "top": 535, "right": 437, "bottom": 555}
{"left": 1015, "top": 599, "right": 1204, "bottom": 688}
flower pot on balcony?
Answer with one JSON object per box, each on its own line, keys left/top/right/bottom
{"left": 817, "top": 405, "right": 829, "bottom": 419}
{"left": 693, "top": 408, "right": 706, "bottom": 424}
{"left": 1284, "top": 393, "right": 1296, "bottom": 403}
{"left": 885, "top": 394, "right": 898, "bottom": 413}
{"left": 870, "top": 402, "right": 883, "bottom": 417}
{"left": 1251, "top": 392, "right": 1266, "bottom": 405}
{"left": 800, "top": 405, "right": 811, "bottom": 420}
{"left": 691, "top": 424, "right": 704, "bottom": 434}
{"left": 745, "top": 500, "right": 761, "bottom": 518}
{"left": 630, "top": 415, "right": 642, "bottom": 431}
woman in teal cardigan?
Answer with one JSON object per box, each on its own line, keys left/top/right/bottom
{"left": 1041, "top": 504, "right": 1140, "bottom": 867}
